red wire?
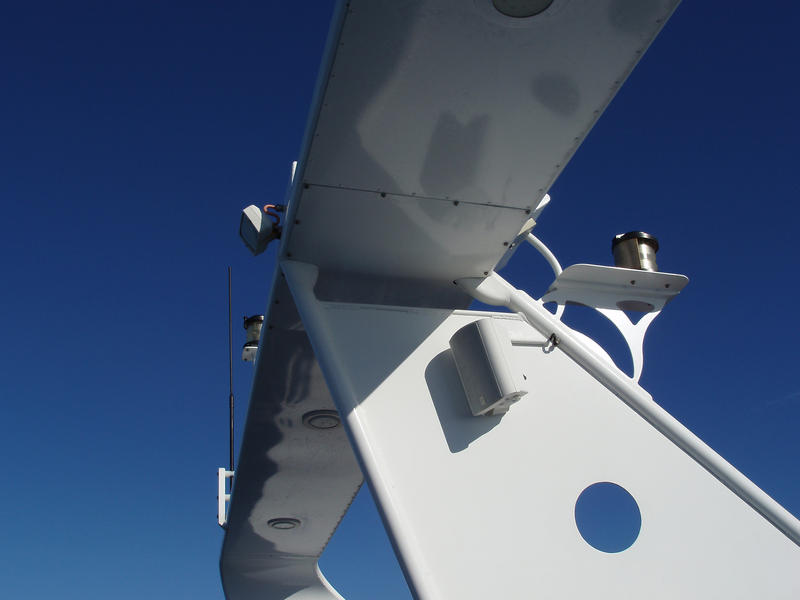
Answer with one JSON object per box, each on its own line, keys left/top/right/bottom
{"left": 263, "top": 204, "right": 280, "bottom": 225}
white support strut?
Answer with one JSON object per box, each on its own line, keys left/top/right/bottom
{"left": 525, "top": 233, "right": 565, "bottom": 321}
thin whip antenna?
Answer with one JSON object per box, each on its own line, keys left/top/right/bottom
{"left": 228, "top": 267, "right": 234, "bottom": 474}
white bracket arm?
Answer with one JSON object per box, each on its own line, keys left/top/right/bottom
{"left": 595, "top": 308, "right": 658, "bottom": 382}
{"left": 541, "top": 263, "right": 689, "bottom": 381}
{"left": 217, "top": 468, "right": 234, "bottom": 528}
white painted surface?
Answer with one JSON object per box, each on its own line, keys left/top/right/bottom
{"left": 286, "top": 186, "right": 527, "bottom": 281}
{"left": 221, "top": 1, "right": 731, "bottom": 597}
{"left": 284, "top": 261, "right": 800, "bottom": 599}
{"left": 459, "top": 271, "right": 800, "bottom": 546}
{"left": 301, "top": 0, "right": 680, "bottom": 209}
{"left": 542, "top": 263, "right": 689, "bottom": 311}
{"left": 281, "top": 0, "right": 682, "bottom": 284}
{"left": 218, "top": 468, "right": 233, "bottom": 527}
{"left": 220, "top": 273, "right": 362, "bottom": 600}
{"left": 540, "top": 263, "right": 691, "bottom": 380}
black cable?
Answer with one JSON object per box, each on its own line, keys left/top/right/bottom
{"left": 228, "top": 267, "right": 234, "bottom": 475}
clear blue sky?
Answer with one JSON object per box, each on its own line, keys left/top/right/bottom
{"left": 2, "top": 2, "right": 799, "bottom": 599}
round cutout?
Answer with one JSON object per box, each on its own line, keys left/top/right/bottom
{"left": 574, "top": 482, "right": 641, "bottom": 552}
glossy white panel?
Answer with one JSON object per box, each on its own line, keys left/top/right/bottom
{"left": 301, "top": 0, "right": 680, "bottom": 209}
{"left": 542, "top": 263, "right": 690, "bottom": 310}
{"left": 287, "top": 185, "right": 529, "bottom": 281}
{"left": 283, "top": 263, "right": 800, "bottom": 599}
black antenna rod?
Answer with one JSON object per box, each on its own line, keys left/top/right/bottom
{"left": 228, "top": 266, "right": 234, "bottom": 474}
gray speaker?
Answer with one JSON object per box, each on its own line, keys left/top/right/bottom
{"left": 449, "top": 318, "right": 527, "bottom": 416}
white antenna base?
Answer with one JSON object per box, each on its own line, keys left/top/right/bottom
{"left": 217, "top": 468, "right": 234, "bottom": 528}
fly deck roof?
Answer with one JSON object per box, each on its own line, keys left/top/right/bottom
{"left": 281, "top": 0, "right": 681, "bottom": 290}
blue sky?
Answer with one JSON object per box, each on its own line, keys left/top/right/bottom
{"left": 2, "top": 2, "right": 799, "bottom": 599}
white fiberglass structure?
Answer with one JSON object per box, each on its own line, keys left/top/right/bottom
{"left": 219, "top": 1, "right": 800, "bottom": 598}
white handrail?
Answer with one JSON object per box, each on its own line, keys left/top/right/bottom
{"left": 525, "top": 233, "right": 565, "bottom": 320}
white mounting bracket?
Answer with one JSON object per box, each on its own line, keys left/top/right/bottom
{"left": 217, "top": 468, "right": 234, "bottom": 528}
{"left": 541, "top": 264, "right": 689, "bottom": 381}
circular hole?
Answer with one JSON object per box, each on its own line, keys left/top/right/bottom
{"left": 492, "top": 0, "right": 554, "bottom": 18}
{"left": 574, "top": 482, "right": 641, "bottom": 553}
{"left": 268, "top": 517, "right": 301, "bottom": 530}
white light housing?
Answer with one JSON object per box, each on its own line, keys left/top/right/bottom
{"left": 492, "top": 0, "right": 554, "bottom": 18}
